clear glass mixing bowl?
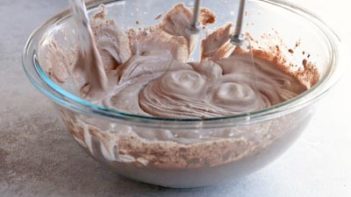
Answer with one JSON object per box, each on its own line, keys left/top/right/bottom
{"left": 22, "top": 0, "right": 342, "bottom": 188}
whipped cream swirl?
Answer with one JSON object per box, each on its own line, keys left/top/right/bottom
{"left": 134, "top": 54, "right": 304, "bottom": 118}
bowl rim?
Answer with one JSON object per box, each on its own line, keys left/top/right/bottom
{"left": 22, "top": 0, "right": 342, "bottom": 127}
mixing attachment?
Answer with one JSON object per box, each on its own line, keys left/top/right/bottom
{"left": 191, "top": 0, "right": 248, "bottom": 45}
{"left": 191, "top": 0, "right": 255, "bottom": 60}
{"left": 230, "top": 0, "right": 246, "bottom": 45}
{"left": 191, "top": 0, "right": 201, "bottom": 33}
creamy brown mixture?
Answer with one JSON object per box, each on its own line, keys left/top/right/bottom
{"left": 43, "top": 3, "right": 319, "bottom": 173}
{"left": 49, "top": 3, "right": 315, "bottom": 119}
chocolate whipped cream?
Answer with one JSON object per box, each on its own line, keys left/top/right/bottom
{"left": 41, "top": 3, "right": 320, "bottom": 187}
{"left": 58, "top": 3, "right": 310, "bottom": 118}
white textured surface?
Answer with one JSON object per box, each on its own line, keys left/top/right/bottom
{"left": 0, "top": 0, "right": 350, "bottom": 196}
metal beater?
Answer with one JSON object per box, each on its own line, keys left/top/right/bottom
{"left": 191, "top": 0, "right": 249, "bottom": 49}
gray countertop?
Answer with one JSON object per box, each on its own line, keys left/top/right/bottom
{"left": 1, "top": 0, "right": 351, "bottom": 196}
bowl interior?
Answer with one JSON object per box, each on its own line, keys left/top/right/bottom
{"left": 25, "top": 0, "right": 339, "bottom": 123}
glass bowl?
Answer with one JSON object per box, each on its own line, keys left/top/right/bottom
{"left": 22, "top": 0, "right": 342, "bottom": 188}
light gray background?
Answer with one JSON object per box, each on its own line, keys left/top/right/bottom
{"left": 1, "top": 0, "right": 350, "bottom": 196}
